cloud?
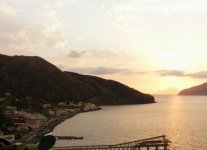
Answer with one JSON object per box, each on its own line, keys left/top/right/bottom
{"left": 0, "top": 2, "right": 66, "bottom": 52}
{"left": 122, "top": 71, "right": 147, "bottom": 75}
{"left": 156, "top": 70, "right": 185, "bottom": 77}
{"left": 68, "top": 66, "right": 129, "bottom": 75}
{"left": 0, "top": 3, "right": 16, "bottom": 15}
{"left": 108, "top": 0, "right": 207, "bottom": 30}
{"left": 156, "top": 70, "right": 207, "bottom": 78}
{"left": 186, "top": 71, "right": 207, "bottom": 78}
{"left": 65, "top": 48, "right": 139, "bottom": 68}
{"left": 68, "top": 50, "right": 86, "bottom": 58}
{"left": 52, "top": 49, "right": 146, "bottom": 76}
{"left": 66, "top": 66, "right": 146, "bottom": 75}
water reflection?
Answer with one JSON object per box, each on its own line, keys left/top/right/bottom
{"left": 166, "top": 96, "right": 184, "bottom": 149}
{"left": 53, "top": 96, "right": 207, "bottom": 149}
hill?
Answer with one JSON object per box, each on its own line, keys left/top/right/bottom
{"left": 178, "top": 82, "right": 207, "bottom": 95}
{"left": 0, "top": 54, "right": 154, "bottom": 105}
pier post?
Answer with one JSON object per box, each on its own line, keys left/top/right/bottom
{"left": 164, "top": 144, "right": 167, "bottom": 150}
{"left": 137, "top": 146, "right": 140, "bottom": 150}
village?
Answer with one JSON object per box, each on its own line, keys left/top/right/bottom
{"left": 0, "top": 95, "right": 101, "bottom": 144}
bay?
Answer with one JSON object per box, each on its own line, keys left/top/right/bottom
{"left": 53, "top": 96, "right": 207, "bottom": 149}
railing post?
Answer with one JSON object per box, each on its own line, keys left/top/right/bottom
{"left": 147, "top": 146, "right": 149, "bottom": 150}
{"left": 164, "top": 144, "right": 167, "bottom": 150}
{"left": 138, "top": 146, "right": 140, "bottom": 150}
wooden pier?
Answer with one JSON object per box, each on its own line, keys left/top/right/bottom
{"left": 53, "top": 135, "right": 171, "bottom": 150}
{"left": 56, "top": 136, "right": 83, "bottom": 140}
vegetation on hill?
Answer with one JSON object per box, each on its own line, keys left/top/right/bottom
{"left": 0, "top": 54, "right": 154, "bottom": 105}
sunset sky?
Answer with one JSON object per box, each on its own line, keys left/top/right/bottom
{"left": 1, "top": 0, "right": 207, "bottom": 95}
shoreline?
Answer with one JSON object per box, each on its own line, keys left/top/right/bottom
{"left": 21, "top": 107, "right": 102, "bottom": 145}
{"left": 21, "top": 111, "right": 78, "bottom": 144}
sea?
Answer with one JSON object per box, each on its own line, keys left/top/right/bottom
{"left": 53, "top": 95, "right": 207, "bottom": 150}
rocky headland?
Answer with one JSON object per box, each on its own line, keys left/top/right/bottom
{"left": 178, "top": 82, "right": 207, "bottom": 95}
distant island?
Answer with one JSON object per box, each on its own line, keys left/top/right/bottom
{"left": 178, "top": 82, "right": 207, "bottom": 95}
{"left": 0, "top": 54, "right": 154, "bottom": 105}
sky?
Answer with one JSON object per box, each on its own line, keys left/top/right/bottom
{"left": 1, "top": 0, "right": 207, "bottom": 95}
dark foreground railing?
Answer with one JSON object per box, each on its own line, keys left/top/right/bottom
{"left": 53, "top": 135, "right": 171, "bottom": 150}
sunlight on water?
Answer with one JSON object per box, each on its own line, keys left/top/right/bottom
{"left": 53, "top": 96, "right": 207, "bottom": 149}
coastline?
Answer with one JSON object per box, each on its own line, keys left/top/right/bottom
{"left": 21, "top": 111, "right": 78, "bottom": 144}
{"left": 21, "top": 106, "right": 102, "bottom": 145}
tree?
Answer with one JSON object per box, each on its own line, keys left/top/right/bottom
{"left": 0, "top": 93, "right": 13, "bottom": 112}
{"left": 0, "top": 93, "right": 13, "bottom": 127}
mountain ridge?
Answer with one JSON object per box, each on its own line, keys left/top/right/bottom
{"left": 0, "top": 54, "right": 155, "bottom": 105}
{"left": 178, "top": 82, "right": 207, "bottom": 95}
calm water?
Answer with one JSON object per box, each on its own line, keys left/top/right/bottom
{"left": 53, "top": 96, "right": 207, "bottom": 149}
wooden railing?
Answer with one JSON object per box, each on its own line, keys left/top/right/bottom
{"left": 53, "top": 135, "right": 171, "bottom": 150}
